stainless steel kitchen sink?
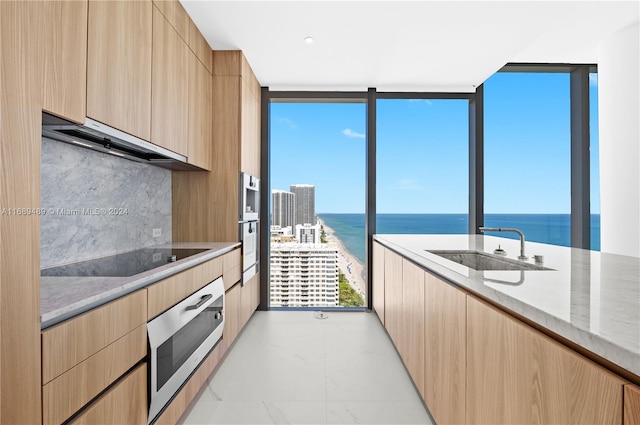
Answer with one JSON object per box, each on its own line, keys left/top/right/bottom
{"left": 426, "top": 250, "right": 553, "bottom": 271}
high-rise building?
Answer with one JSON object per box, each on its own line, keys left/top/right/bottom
{"left": 270, "top": 243, "right": 339, "bottom": 307}
{"left": 295, "top": 223, "right": 321, "bottom": 244}
{"left": 290, "top": 184, "right": 315, "bottom": 227}
{"left": 272, "top": 190, "right": 296, "bottom": 228}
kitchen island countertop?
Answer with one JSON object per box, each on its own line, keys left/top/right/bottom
{"left": 41, "top": 242, "right": 240, "bottom": 329}
{"left": 374, "top": 234, "right": 640, "bottom": 378}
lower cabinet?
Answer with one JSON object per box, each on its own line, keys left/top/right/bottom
{"left": 400, "top": 259, "right": 425, "bottom": 397}
{"left": 224, "top": 272, "right": 260, "bottom": 346}
{"left": 466, "top": 296, "right": 625, "bottom": 424}
{"left": 69, "top": 364, "right": 147, "bottom": 425}
{"left": 377, "top": 242, "right": 630, "bottom": 425}
{"left": 424, "top": 270, "right": 466, "bottom": 425}
{"left": 625, "top": 384, "right": 640, "bottom": 425}
{"left": 372, "top": 242, "right": 385, "bottom": 324}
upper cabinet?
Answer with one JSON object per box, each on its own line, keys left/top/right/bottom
{"left": 151, "top": 5, "right": 189, "bottom": 156}
{"left": 187, "top": 53, "right": 213, "bottom": 170}
{"left": 189, "top": 20, "right": 213, "bottom": 74}
{"left": 173, "top": 51, "right": 260, "bottom": 243}
{"left": 43, "top": 0, "right": 87, "bottom": 124}
{"left": 87, "top": 0, "right": 152, "bottom": 141}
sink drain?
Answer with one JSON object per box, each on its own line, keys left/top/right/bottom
{"left": 315, "top": 311, "right": 328, "bottom": 320}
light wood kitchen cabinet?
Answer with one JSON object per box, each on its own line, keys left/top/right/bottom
{"left": 1, "top": 3, "right": 44, "bottom": 423}
{"left": 146, "top": 254, "right": 224, "bottom": 320}
{"left": 224, "top": 273, "right": 260, "bottom": 347}
{"left": 224, "top": 282, "right": 242, "bottom": 345}
{"left": 241, "top": 63, "right": 261, "bottom": 177}
{"left": 68, "top": 363, "right": 147, "bottom": 425}
{"left": 87, "top": 0, "right": 152, "bottom": 141}
{"left": 43, "top": 325, "right": 146, "bottom": 425}
{"left": 466, "top": 296, "right": 626, "bottom": 424}
{"left": 153, "top": 0, "right": 189, "bottom": 43}
{"left": 189, "top": 19, "right": 213, "bottom": 73}
{"left": 173, "top": 50, "right": 261, "bottom": 243}
{"left": 223, "top": 248, "right": 242, "bottom": 290}
{"left": 241, "top": 273, "right": 261, "bottom": 326}
{"left": 383, "top": 248, "right": 403, "bottom": 347}
{"left": 372, "top": 242, "right": 385, "bottom": 324}
{"left": 43, "top": 0, "right": 87, "bottom": 123}
{"left": 424, "top": 271, "right": 466, "bottom": 425}
{"left": 151, "top": 5, "right": 189, "bottom": 156}
{"left": 42, "top": 290, "right": 147, "bottom": 384}
{"left": 187, "top": 51, "right": 213, "bottom": 170}
{"left": 625, "top": 384, "right": 640, "bottom": 425}
{"left": 401, "top": 259, "right": 425, "bottom": 397}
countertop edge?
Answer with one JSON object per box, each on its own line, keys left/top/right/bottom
{"left": 41, "top": 242, "right": 241, "bottom": 329}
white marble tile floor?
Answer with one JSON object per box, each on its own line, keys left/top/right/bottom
{"left": 180, "top": 311, "right": 433, "bottom": 425}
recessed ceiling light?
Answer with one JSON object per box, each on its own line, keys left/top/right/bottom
{"left": 304, "top": 36, "right": 314, "bottom": 44}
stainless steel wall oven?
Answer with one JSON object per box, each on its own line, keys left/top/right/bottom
{"left": 147, "top": 277, "right": 225, "bottom": 423}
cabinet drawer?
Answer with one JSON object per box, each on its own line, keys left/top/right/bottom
{"left": 42, "top": 290, "right": 147, "bottom": 383}
{"left": 43, "top": 325, "right": 147, "bottom": 425}
{"left": 223, "top": 248, "right": 242, "bottom": 290}
{"left": 68, "top": 363, "right": 147, "bottom": 425}
{"left": 147, "top": 256, "right": 223, "bottom": 319}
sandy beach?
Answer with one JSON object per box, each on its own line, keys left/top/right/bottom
{"left": 318, "top": 219, "right": 367, "bottom": 299}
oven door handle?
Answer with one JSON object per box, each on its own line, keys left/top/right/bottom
{"left": 185, "top": 294, "right": 213, "bottom": 311}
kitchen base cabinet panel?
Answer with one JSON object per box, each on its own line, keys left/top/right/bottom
{"left": 68, "top": 363, "right": 147, "bottom": 425}
{"left": 42, "top": 289, "right": 147, "bottom": 384}
{"left": 466, "top": 296, "right": 625, "bottom": 424}
{"left": 424, "top": 272, "right": 466, "bottom": 425}
{"left": 383, "top": 249, "right": 403, "bottom": 347}
{"left": 43, "top": 325, "right": 147, "bottom": 425}
{"left": 625, "top": 384, "right": 640, "bottom": 425}
{"left": 372, "top": 242, "right": 385, "bottom": 325}
{"left": 401, "top": 259, "right": 425, "bottom": 397}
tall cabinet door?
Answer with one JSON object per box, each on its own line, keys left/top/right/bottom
{"left": 151, "top": 5, "right": 189, "bottom": 156}
{"left": 187, "top": 53, "right": 212, "bottom": 170}
{"left": 87, "top": 0, "right": 152, "bottom": 140}
{"left": 424, "top": 272, "right": 466, "bottom": 425}
{"left": 43, "top": 0, "right": 87, "bottom": 123}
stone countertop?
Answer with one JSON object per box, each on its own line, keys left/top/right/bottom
{"left": 374, "top": 234, "right": 640, "bottom": 378}
{"left": 41, "top": 242, "right": 240, "bottom": 329}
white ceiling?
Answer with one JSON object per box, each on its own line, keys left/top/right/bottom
{"left": 181, "top": 0, "right": 640, "bottom": 92}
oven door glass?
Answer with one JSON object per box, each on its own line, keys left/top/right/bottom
{"left": 155, "top": 295, "right": 223, "bottom": 391}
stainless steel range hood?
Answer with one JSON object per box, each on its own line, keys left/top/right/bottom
{"left": 42, "top": 112, "right": 202, "bottom": 171}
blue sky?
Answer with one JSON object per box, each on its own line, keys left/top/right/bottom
{"left": 270, "top": 73, "right": 599, "bottom": 214}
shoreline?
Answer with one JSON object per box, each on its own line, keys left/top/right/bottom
{"left": 318, "top": 218, "right": 367, "bottom": 299}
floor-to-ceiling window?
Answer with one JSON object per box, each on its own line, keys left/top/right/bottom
{"left": 269, "top": 100, "right": 367, "bottom": 309}
{"left": 483, "top": 68, "right": 599, "bottom": 250}
{"left": 376, "top": 98, "right": 470, "bottom": 234}
{"left": 484, "top": 72, "right": 572, "bottom": 247}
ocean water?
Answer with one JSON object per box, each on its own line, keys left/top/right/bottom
{"left": 319, "top": 213, "right": 601, "bottom": 265}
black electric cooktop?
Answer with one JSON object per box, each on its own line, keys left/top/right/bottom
{"left": 41, "top": 248, "right": 209, "bottom": 278}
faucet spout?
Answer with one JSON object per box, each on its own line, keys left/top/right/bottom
{"left": 479, "top": 227, "right": 528, "bottom": 260}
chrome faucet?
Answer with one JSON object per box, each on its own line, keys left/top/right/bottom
{"left": 479, "top": 227, "right": 528, "bottom": 260}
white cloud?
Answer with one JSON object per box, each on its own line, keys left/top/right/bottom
{"left": 342, "top": 128, "right": 365, "bottom": 139}
{"left": 589, "top": 73, "right": 598, "bottom": 87}
{"left": 395, "top": 179, "right": 422, "bottom": 191}
{"left": 278, "top": 117, "right": 297, "bottom": 128}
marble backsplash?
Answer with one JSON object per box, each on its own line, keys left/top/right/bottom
{"left": 41, "top": 137, "right": 172, "bottom": 268}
